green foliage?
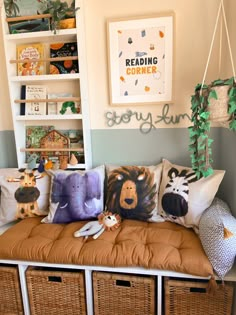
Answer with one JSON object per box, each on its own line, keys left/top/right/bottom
{"left": 42, "top": 0, "right": 79, "bottom": 34}
{"left": 189, "top": 77, "right": 236, "bottom": 178}
{"left": 4, "top": 0, "right": 20, "bottom": 17}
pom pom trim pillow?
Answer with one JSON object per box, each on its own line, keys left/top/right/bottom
{"left": 0, "top": 168, "right": 50, "bottom": 226}
{"left": 158, "top": 159, "right": 225, "bottom": 232}
{"left": 43, "top": 165, "right": 105, "bottom": 224}
{"left": 105, "top": 164, "right": 164, "bottom": 222}
{"left": 199, "top": 197, "right": 236, "bottom": 279}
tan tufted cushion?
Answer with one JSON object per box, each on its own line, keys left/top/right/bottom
{"left": 0, "top": 217, "right": 213, "bottom": 277}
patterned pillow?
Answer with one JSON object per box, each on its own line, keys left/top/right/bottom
{"left": 0, "top": 168, "right": 50, "bottom": 226}
{"left": 42, "top": 165, "right": 105, "bottom": 223}
{"left": 105, "top": 164, "right": 164, "bottom": 222}
{"left": 158, "top": 159, "right": 225, "bottom": 232}
{"left": 199, "top": 198, "right": 236, "bottom": 279}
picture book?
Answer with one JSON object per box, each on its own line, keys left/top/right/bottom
{"left": 47, "top": 93, "right": 72, "bottom": 115}
{"left": 25, "top": 85, "right": 47, "bottom": 115}
{"left": 17, "top": 43, "right": 45, "bottom": 76}
{"left": 20, "top": 85, "right": 26, "bottom": 115}
{"left": 25, "top": 125, "right": 54, "bottom": 163}
{"left": 49, "top": 42, "right": 79, "bottom": 74}
{"left": 9, "top": 18, "right": 50, "bottom": 34}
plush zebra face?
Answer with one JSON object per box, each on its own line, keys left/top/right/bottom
{"left": 161, "top": 167, "right": 197, "bottom": 217}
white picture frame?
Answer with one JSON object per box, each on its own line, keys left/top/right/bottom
{"left": 107, "top": 13, "right": 175, "bottom": 105}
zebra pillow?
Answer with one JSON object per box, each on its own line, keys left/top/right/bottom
{"left": 199, "top": 197, "right": 236, "bottom": 279}
{"left": 158, "top": 159, "right": 225, "bottom": 232}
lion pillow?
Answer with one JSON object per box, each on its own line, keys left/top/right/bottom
{"left": 105, "top": 164, "right": 164, "bottom": 222}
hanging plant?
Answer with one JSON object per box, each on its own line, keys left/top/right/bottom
{"left": 188, "top": 77, "right": 236, "bottom": 179}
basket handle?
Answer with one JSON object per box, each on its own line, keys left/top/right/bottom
{"left": 48, "top": 276, "right": 62, "bottom": 283}
{"left": 190, "top": 287, "right": 207, "bottom": 294}
{"left": 116, "top": 279, "right": 131, "bottom": 287}
{"left": 201, "top": 0, "right": 236, "bottom": 93}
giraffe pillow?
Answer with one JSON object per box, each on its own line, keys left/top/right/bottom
{"left": 0, "top": 168, "right": 50, "bottom": 227}
{"left": 158, "top": 159, "right": 225, "bottom": 232}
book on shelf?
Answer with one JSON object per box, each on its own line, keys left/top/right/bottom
{"left": 8, "top": 18, "right": 50, "bottom": 34}
{"left": 47, "top": 93, "right": 80, "bottom": 115}
{"left": 25, "top": 126, "right": 82, "bottom": 163}
{"left": 17, "top": 43, "right": 45, "bottom": 76}
{"left": 25, "top": 125, "right": 54, "bottom": 163}
{"left": 47, "top": 93, "right": 72, "bottom": 115}
{"left": 49, "top": 42, "right": 79, "bottom": 74}
{"left": 20, "top": 85, "right": 26, "bottom": 115}
{"left": 25, "top": 85, "right": 47, "bottom": 115}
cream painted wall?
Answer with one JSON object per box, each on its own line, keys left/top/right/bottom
{"left": 0, "top": 19, "right": 13, "bottom": 131}
{"left": 0, "top": 0, "right": 231, "bottom": 131}
{"left": 84, "top": 0, "right": 224, "bottom": 130}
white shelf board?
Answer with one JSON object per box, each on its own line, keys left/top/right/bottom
{"left": 5, "top": 29, "right": 77, "bottom": 44}
{"left": 10, "top": 73, "right": 80, "bottom": 82}
{"left": 16, "top": 114, "right": 83, "bottom": 121}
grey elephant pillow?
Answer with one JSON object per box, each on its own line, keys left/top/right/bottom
{"left": 42, "top": 165, "right": 105, "bottom": 223}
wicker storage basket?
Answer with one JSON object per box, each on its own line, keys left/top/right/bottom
{"left": 208, "top": 85, "right": 231, "bottom": 122}
{"left": 164, "top": 277, "right": 234, "bottom": 315}
{"left": 0, "top": 264, "right": 23, "bottom": 315}
{"left": 26, "top": 267, "right": 87, "bottom": 315}
{"left": 93, "top": 271, "right": 156, "bottom": 315}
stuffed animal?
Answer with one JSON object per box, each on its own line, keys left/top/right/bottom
{"left": 74, "top": 212, "right": 121, "bottom": 240}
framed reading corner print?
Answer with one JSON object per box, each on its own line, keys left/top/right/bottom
{"left": 107, "top": 13, "right": 174, "bottom": 105}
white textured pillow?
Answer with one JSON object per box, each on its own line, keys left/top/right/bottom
{"left": 199, "top": 198, "right": 236, "bottom": 279}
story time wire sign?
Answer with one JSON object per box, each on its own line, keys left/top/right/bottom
{"left": 107, "top": 13, "right": 174, "bottom": 105}
{"left": 105, "top": 104, "right": 191, "bottom": 134}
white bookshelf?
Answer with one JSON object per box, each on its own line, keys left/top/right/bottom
{"left": 1, "top": 0, "right": 92, "bottom": 170}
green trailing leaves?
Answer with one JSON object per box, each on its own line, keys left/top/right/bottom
{"left": 188, "top": 77, "right": 236, "bottom": 178}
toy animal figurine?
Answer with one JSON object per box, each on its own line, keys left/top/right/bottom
{"left": 74, "top": 212, "right": 121, "bottom": 240}
{"left": 27, "top": 153, "right": 38, "bottom": 170}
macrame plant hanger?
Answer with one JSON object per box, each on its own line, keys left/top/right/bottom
{"left": 201, "top": 0, "right": 236, "bottom": 91}
{"left": 189, "top": 0, "right": 236, "bottom": 178}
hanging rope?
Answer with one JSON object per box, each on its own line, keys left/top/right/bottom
{"left": 221, "top": 0, "right": 236, "bottom": 82}
{"left": 200, "top": 0, "right": 236, "bottom": 92}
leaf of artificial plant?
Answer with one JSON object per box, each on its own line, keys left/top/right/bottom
{"left": 208, "top": 89, "right": 218, "bottom": 100}
{"left": 229, "top": 119, "right": 236, "bottom": 130}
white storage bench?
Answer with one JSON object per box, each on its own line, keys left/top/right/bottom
{"left": 0, "top": 217, "right": 235, "bottom": 315}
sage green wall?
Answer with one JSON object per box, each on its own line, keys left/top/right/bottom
{"left": 0, "top": 131, "right": 17, "bottom": 168}
{"left": 217, "top": 129, "right": 236, "bottom": 217}
{"left": 91, "top": 127, "right": 222, "bottom": 169}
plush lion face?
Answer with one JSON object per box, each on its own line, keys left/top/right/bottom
{"left": 106, "top": 166, "right": 157, "bottom": 221}
{"left": 98, "top": 211, "right": 121, "bottom": 231}
{"left": 119, "top": 179, "right": 138, "bottom": 209}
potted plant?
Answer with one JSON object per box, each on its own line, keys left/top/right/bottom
{"left": 42, "top": 0, "right": 79, "bottom": 34}
{"left": 188, "top": 77, "right": 236, "bottom": 178}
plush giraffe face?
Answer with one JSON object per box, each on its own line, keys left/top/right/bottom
{"left": 19, "top": 172, "right": 36, "bottom": 187}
